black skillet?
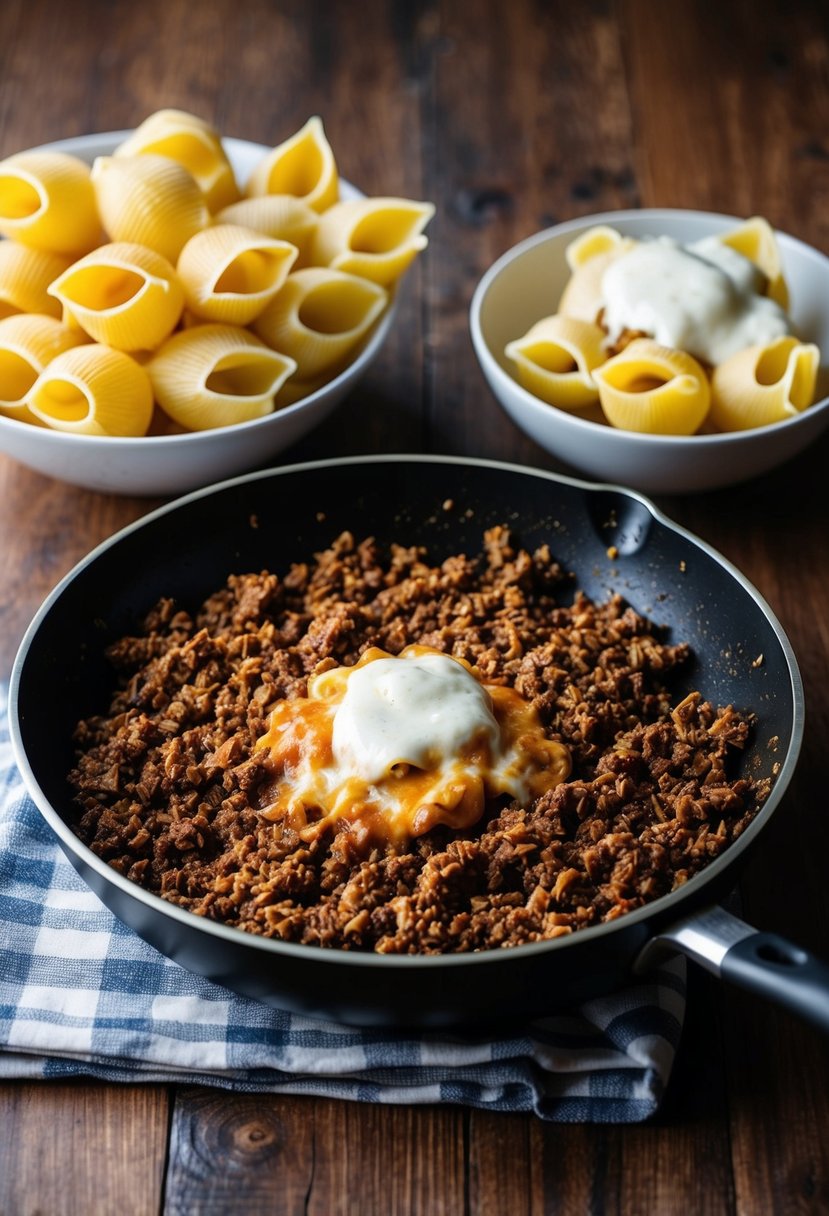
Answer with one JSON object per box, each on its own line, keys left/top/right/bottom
{"left": 10, "top": 456, "right": 829, "bottom": 1031}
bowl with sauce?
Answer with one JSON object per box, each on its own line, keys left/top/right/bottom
{"left": 470, "top": 209, "right": 829, "bottom": 493}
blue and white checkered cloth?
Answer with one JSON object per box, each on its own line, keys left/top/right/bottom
{"left": 0, "top": 684, "right": 685, "bottom": 1121}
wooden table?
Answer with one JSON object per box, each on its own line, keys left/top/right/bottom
{"left": 2, "top": 1, "right": 829, "bottom": 1211}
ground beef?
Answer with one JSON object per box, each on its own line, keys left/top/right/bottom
{"left": 68, "top": 527, "right": 768, "bottom": 954}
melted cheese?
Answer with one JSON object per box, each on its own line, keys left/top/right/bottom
{"left": 255, "top": 645, "right": 571, "bottom": 846}
{"left": 601, "top": 237, "right": 791, "bottom": 365}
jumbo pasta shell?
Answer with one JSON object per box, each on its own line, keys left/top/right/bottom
{"left": 215, "top": 196, "right": 318, "bottom": 266}
{"left": 91, "top": 154, "right": 209, "bottom": 263}
{"left": 558, "top": 242, "right": 636, "bottom": 323}
{"left": 565, "top": 225, "right": 629, "bottom": 272}
{"left": 0, "top": 241, "right": 72, "bottom": 320}
{"left": 47, "top": 242, "right": 184, "bottom": 350}
{"left": 115, "top": 109, "right": 240, "bottom": 212}
{"left": 253, "top": 267, "right": 388, "bottom": 380}
{"left": 309, "top": 197, "right": 435, "bottom": 288}
{"left": 176, "top": 224, "right": 298, "bottom": 325}
{"left": 719, "top": 216, "right": 789, "bottom": 310}
{"left": 709, "top": 336, "right": 819, "bottom": 432}
{"left": 592, "top": 339, "right": 711, "bottom": 435}
{"left": 273, "top": 373, "right": 329, "bottom": 409}
{"left": 246, "top": 116, "right": 338, "bottom": 213}
{"left": 147, "top": 323, "right": 297, "bottom": 430}
{"left": 0, "top": 151, "right": 101, "bottom": 255}
{"left": 0, "top": 312, "right": 87, "bottom": 423}
{"left": 28, "top": 343, "right": 154, "bottom": 436}
{"left": 505, "top": 315, "right": 605, "bottom": 410}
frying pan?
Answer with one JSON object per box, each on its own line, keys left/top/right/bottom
{"left": 10, "top": 456, "right": 829, "bottom": 1031}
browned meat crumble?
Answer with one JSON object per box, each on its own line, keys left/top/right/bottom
{"left": 68, "top": 527, "right": 768, "bottom": 954}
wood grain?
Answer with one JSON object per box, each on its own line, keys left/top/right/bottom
{"left": 0, "top": 1082, "right": 168, "bottom": 1216}
{"left": 2, "top": 1, "right": 829, "bottom": 1214}
{"left": 164, "top": 1092, "right": 466, "bottom": 1215}
{"left": 0, "top": 457, "right": 153, "bottom": 680}
{"left": 164, "top": 1090, "right": 315, "bottom": 1216}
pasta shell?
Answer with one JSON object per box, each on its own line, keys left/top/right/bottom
{"left": 176, "top": 224, "right": 298, "bottom": 325}
{"left": 114, "top": 109, "right": 240, "bottom": 212}
{"left": 0, "top": 151, "right": 101, "bottom": 254}
{"left": 246, "top": 116, "right": 338, "bottom": 213}
{"left": 505, "top": 315, "right": 605, "bottom": 409}
{"left": 309, "top": 197, "right": 435, "bottom": 287}
{"left": 592, "top": 339, "right": 711, "bottom": 435}
{"left": 147, "top": 324, "right": 297, "bottom": 430}
{"left": 91, "top": 154, "right": 209, "bottom": 263}
{"left": 0, "top": 313, "right": 87, "bottom": 423}
{"left": 253, "top": 267, "right": 387, "bottom": 380}
{"left": 215, "top": 196, "right": 318, "bottom": 266}
{"left": 47, "top": 242, "right": 184, "bottom": 350}
{"left": 27, "top": 343, "right": 154, "bottom": 436}
{"left": 558, "top": 242, "right": 635, "bottom": 323}
{"left": 709, "top": 336, "right": 820, "bottom": 431}
{"left": 565, "top": 225, "right": 627, "bottom": 272}
{"left": 718, "top": 217, "right": 789, "bottom": 309}
{"left": 273, "top": 373, "right": 329, "bottom": 409}
{"left": 0, "top": 241, "right": 72, "bottom": 319}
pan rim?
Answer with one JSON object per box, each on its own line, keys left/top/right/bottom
{"left": 8, "top": 453, "right": 806, "bottom": 971}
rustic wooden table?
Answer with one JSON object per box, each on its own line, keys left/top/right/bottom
{"left": 2, "top": 0, "right": 829, "bottom": 1211}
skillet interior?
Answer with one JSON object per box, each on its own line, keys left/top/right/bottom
{"left": 11, "top": 457, "right": 802, "bottom": 1026}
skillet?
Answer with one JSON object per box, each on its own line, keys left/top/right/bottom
{"left": 10, "top": 455, "right": 829, "bottom": 1031}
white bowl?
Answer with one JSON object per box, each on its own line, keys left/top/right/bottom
{"left": 470, "top": 208, "right": 829, "bottom": 493}
{"left": 0, "top": 131, "right": 396, "bottom": 496}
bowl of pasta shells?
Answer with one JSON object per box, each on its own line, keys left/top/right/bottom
{"left": 470, "top": 208, "right": 829, "bottom": 493}
{"left": 0, "top": 110, "right": 434, "bottom": 494}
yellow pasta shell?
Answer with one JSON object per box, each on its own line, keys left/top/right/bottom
{"left": 718, "top": 216, "right": 789, "bottom": 310}
{"left": 565, "top": 225, "right": 627, "bottom": 272}
{"left": 147, "top": 324, "right": 297, "bottom": 430}
{"left": 246, "top": 116, "right": 338, "bottom": 213}
{"left": 47, "top": 242, "right": 184, "bottom": 350}
{"left": 0, "top": 241, "right": 72, "bottom": 320}
{"left": 309, "top": 197, "right": 435, "bottom": 287}
{"left": 91, "top": 154, "right": 209, "bottom": 263}
{"left": 505, "top": 315, "right": 605, "bottom": 410}
{"left": 709, "top": 337, "right": 820, "bottom": 431}
{"left": 253, "top": 266, "right": 388, "bottom": 380}
{"left": 176, "top": 224, "right": 298, "bottom": 325}
{"left": 115, "top": 109, "right": 240, "bottom": 212}
{"left": 0, "top": 313, "right": 87, "bottom": 423}
{"left": 28, "top": 343, "right": 154, "bottom": 436}
{"left": 558, "top": 242, "right": 635, "bottom": 323}
{"left": 593, "top": 339, "right": 711, "bottom": 435}
{"left": 215, "top": 196, "right": 318, "bottom": 266}
{"left": 0, "top": 151, "right": 101, "bottom": 255}
{"left": 273, "top": 373, "right": 330, "bottom": 409}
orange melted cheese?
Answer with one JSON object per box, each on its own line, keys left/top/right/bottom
{"left": 255, "top": 645, "right": 571, "bottom": 846}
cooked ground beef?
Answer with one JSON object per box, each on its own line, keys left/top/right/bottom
{"left": 68, "top": 527, "right": 767, "bottom": 954}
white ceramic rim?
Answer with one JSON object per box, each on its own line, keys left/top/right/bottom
{"left": 469, "top": 206, "right": 829, "bottom": 449}
{"left": 0, "top": 130, "right": 395, "bottom": 448}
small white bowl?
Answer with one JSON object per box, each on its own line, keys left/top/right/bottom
{"left": 470, "top": 209, "right": 829, "bottom": 494}
{"left": 0, "top": 132, "right": 396, "bottom": 496}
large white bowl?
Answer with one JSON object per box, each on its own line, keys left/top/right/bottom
{"left": 470, "top": 209, "right": 829, "bottom": 494}
{"left": 0, "top": 131, "right": 396, "bottom": 496}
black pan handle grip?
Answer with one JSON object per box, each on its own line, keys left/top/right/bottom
{"left": 720, "top": 932, "right": 829, "bottom": 1033}
{"left": 636, "top": 905, "right": 829, "bottom": 1036}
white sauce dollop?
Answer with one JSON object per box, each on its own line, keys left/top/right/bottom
{"left": 332, "top": 651, "right": 499, "bottom": 783}
{"left": 601, "top": 236, "right": 791, "bottom": 365}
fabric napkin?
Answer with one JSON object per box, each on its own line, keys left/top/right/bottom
{"left": 0, "top": 684, "right": 685, "bottom": 1122}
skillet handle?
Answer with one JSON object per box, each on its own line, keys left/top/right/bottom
{"left": 636, "top": 905, "right": 829, "bottom": 1036}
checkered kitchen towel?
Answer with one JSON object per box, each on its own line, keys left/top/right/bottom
{"left": 0, "top": 685, "right": 685, "bottom": 1121}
